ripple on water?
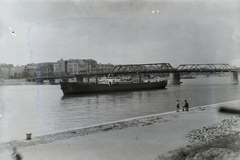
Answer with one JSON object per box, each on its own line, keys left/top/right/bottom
{"left": 0, "top": 77, "right": 240, "bottom": 142}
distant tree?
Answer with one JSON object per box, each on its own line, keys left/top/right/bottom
{"left": 14, "top": 72, "right": 18, "bottom": 79}
{"left": 9, "top": 75, "right": 14, "bottom": 79}
{"left": 22, "top": 70, "right": 29, "bottom": 78}
{"left": 18, "top": 73, "right": 22, "bottom": 79}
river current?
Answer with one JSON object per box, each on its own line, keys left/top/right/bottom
{"left": 0, "top": 77, "right": 240, "bottom": 142}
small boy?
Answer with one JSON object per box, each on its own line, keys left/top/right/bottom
{"left": 176, "top": 100, "right": 180, "bottom": 112}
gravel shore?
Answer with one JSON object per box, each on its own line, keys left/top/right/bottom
{"left": 187, "top": 116, "right": 240, "bottom": 144}
{"left": 158, "top": 113, "right": 240, "bottom": 159}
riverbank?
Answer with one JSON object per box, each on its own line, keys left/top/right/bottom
{"left": 0, "top": 79, "right": 58, "bottom": 85}
{"left": 1, "top": 101, "right": 240, "bottom": 160}
{"left": 0, "top": 79, "right": 36, "bottom": 85}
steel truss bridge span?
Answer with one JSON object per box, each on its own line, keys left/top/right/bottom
{"left": 34, "top": 63, "right": 239, "bottom": 84}
{"left": 112, "top": 63, "right": 174, "bottom": 74}
{"left": 77, "top": 63, "right": 234, "bottom": 76}
{"left": 78, "top": 63, "right": 175, "bottom": 76}
{"left": 176, "top": 64, "right": 232, "bottom": 73}
{"left": 75, "top": 63, "right": 238, "bottom": 85}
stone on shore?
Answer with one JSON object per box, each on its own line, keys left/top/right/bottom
{"left": 185, "top": 148, "right": 234, "bottom": 160}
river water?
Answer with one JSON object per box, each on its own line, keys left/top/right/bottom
{"left": 0, "top": 77, "right": 240, "bottom": 142}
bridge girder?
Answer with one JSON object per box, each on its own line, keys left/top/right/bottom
{"left": 77, "top": 63, "right": 175, "bottom": 76}
{"left": 176, "top": 63, "right": 232, "bottom": 72}
{"left": 111, "top": 63, "right": 175, "bottom": 74}
{"left": 36, "top": 63, "right": 237, "bottom": 79}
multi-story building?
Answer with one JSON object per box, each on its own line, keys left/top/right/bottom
{"left": 0, "top": 67, "right": 10, "bottom": 79}
{"left": 53, "top": 59, "right": 66, "bottom": 75}
{"left": 0, "top": 64, "right": 13, "bottom": 79}
{"left": 66, "top": 59, "right": 86, "bottom": 75}
{"left": 36, "top": 62, "right": 54, "bottom": 77}
{"left": 53, "top": 59, "right": 98, "bottom": 75}
{"left": 0, "top": 60, "right": 113, "bottom": 79}
{"left": 82, "top": 59, "right": 98, "bottom": 72}
{"left": 97, "top": 63, "right": 115, "bottom": 71}
{"left": 53, "top": 63, "right": 61, "bottom": 75}
{"left": 23, "top": 63, "right": 38, "bottom": 78}
{"left": 21, "top": 62, "right": 55, "bottom": 79}
{"left": 0, "top": 64, "right": 13, "bottom": 68}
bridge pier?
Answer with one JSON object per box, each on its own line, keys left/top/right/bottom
{"left": 62, "top": 79, "right": 68, "bottom": 82}
{"left": 49, "top": 79, "right": 55, "bottom": 84}
{"left": 76, "top": 76, "right": 83, "bottom": 83}
{"left": 139, "top": 73, "right": 142, "bottom": 83}
{"left": 169, "top": 73, "right": 181, "bottom": 85}
{"left": 230, "top": 71, "right": 239, "bottom": 84}
{"left": 36, "top": 79, "right": 43, "bottom": 84}
{"left": 95, "top": 75, "right": 98, "bottom": 84}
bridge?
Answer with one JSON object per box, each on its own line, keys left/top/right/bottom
{"left": 170, "top": 63, "right": 237, "bottom": 84}
{"left": 35, "top": 63, "right": 239, "bottom": 84}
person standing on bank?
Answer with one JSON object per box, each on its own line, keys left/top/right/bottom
{"left": 182, "top": 100, "right": 185, "bottom": 111}
{"left": 184, "top": 100, "right": 189, "bottom": 111}
{"left": 176, "top": 100, "right": 180, "bottom": 112}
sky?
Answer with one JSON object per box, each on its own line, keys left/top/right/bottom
{"left": 0, "top": 0, "right": 240, "bottom": 67}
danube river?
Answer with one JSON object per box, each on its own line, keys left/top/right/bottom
{"left": 0, "top": 77, "right": 240, "bottom": 142}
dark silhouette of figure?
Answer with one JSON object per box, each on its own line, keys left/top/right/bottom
{"left": 184, "top": 100, "right": 189, "bottom": 111}
{"left": 12, "top": 147, "right": 22, "bottom": 160}
{"left": 176, "top": 100, "right": 180, "bottom": 112}
{"left": 182, "top": 101, "right": 185, "bottom": 111}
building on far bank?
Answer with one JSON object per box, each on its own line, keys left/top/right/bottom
{"left": 82, "top": 59, "right": 98, "bottom": 73}
{"left": 0, "top": 68, "right": 10, "bottom": 79}
{"left": 0, "top": 64, "right": 13, "bottom": 68}
{"left": 97, "top": 63, "right": 115, "bottom": 72}
{"left": 22, "top": 62, "right": 55, "bottom": 78}
{"left": 0, "top": 64, "right": 25, "bottom": 79}
{"left": 36, "top": 62, "right": 54, "bottom": 77}
{"left": 66, "top": 59, "right": 86, "bottom": 75}
{"left": 0, "top": 59, "right": 114, "bottom": 80}
{"left": 23, "top": 63, "right": 38, "bottom": 79}
{"left": 0, "top": 64, "right": 13, "bottom": 79}
{"left": 53, "top": 59, "right": 66, "bottom": 76}
{"left": 53, "top": 59, "right": 98, "bottom": 75}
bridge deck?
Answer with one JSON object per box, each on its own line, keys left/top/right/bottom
{"left": 35, "top": 63, "right": 238, "bottom": 79}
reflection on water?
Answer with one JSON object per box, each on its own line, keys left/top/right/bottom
{"left": 0, "top": 77, "right": 240, "bottom": 142}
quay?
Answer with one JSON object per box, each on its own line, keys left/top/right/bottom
{"left": 1, "top": 100, "right": 240, "bottom": 160}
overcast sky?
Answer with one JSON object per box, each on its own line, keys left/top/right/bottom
{"left": 0, "top": 0, "right": 240, "bottom": 67}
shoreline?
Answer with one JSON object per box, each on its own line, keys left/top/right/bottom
{"left": 1, "top": 100, "right": 240, "bottom": 151}
{"left": 0, "top": 106, "right": 207, "bottom": 152}
{"left": 1, "top": 100, "right": 240, "bottom": 159}
{"left": 2, "top": 99, "right": 240, "bottom": 143}
{"left": 0, "top": 108, "right": 187, "bottom": 152}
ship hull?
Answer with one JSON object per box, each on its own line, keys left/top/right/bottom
{"left": 60, "top": 80, "right": 167, "bottom": 95}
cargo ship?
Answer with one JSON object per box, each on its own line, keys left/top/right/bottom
{"left": 60, "top": 76, "right": 168, "bottom": 95}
